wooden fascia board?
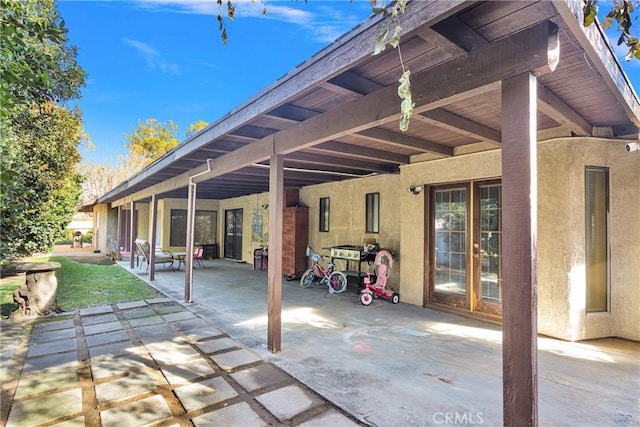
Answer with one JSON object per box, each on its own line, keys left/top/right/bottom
{"left": 537, "top": 83, "right": 592, "bottom": 136}
{"left": 176, "top": 0, "right": 469, "bottom": 159}
{"left": 109, "top": 164, "right": 208, "bottom": 207}
{"left": 553, "top": 0, "right": 640, "bottom": 126}
{"left": 194, "top": 20, "right": 560, "bottom": 183}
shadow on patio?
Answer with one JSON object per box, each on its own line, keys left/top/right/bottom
{"left": 122, "top": 258, "right": 639, "bottom": 427}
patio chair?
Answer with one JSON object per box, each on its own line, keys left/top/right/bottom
{"left": 193, "top": 247, "right": 205, "bottom": 268}
{"left": 135, "top": 239, "right": 174, "bottom": 273}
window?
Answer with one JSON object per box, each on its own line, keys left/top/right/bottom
{"left": 319, "top": 197, "right": 330, "bottom": 232}
{"left": 585, "top": 167, "right": 609, "bottom": 313}
{"left": 365, "top": 192, "right": 380, "bottom": 233}
{"left": 170, "top": 209, "right": 217, "bottom": 247}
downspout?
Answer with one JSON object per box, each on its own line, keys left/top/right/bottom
{"left": 184, "top": 159, "right": 213, "bottom": 303}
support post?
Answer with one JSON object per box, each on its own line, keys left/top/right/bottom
{"left": 267, "top": 154, "right": 284, "bottom": 353}
{"left": 116, "top": 206, "right": 122, "bottom": 260}
{"left": 501, "top": 72, "right": 538, "bottom": 426}
{"left": 150, "top": 194, "right": 158, "bottom": 281}
{"left": 185, "top": 182, "right": 197, "bottom": 303}
{"left": 129, "top": 201, "right": 135, "bottom": 269}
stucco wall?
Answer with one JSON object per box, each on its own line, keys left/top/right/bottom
{"left": 539, "top": 138, "right": 640, "bottom": 341}
{"left": 394, "top": 139, "right": 638, "bottom": 341}
{"left": 218, "top": 193, "right": 270, "bottom": 263}
{"left": 157, "top": 198, "right": 221, "bottom": 252}
{"left": 398, "top": 150, "right": 503, "bottom": 306}
{"left": 93, "top": 138, "right": 638, "bottom": 341}
{"left": 299, "top": 174, "right": 402, "bottom": 290}
{"left": 92, "top": 203, "right": 118, "bottom": 254}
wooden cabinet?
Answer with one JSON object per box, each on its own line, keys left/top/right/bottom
{"left": 282, "top": 206, "right": 309, "bottom": 276}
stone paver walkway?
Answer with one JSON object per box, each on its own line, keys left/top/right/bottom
{"left": 1, "top": 298, "right": 362, "bottom": 426}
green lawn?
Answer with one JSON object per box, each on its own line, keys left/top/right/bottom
{"left": 1, "top": 255, "right": 162, "bottom": 317}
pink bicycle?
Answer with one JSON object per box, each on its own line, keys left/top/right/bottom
{"left": 300, "top": 246, "right": 348, "bottom": 294}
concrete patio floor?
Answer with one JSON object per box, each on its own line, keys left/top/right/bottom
{"left": 125, "top": 257, "right": 639, "bottom": 426}
{"left": 2, "top": 250, "right": 638, "bottom": 426}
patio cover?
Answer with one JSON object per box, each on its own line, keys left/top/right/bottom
{"left": 94, "top": 1, "right": 639, "bottom": 425}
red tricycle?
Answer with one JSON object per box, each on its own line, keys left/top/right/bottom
{"left": 360, "top": 250, "right": 399, "bottom": 306}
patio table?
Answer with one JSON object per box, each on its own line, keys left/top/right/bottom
{"left": 172, "top": 252, "right": 187, "bottom": 271}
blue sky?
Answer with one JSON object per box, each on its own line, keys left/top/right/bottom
{"left": 59, "top": 0, "right": 372, "bottom": 165}
{"left": 58, "top": 1, "right": 639, "bottom": 166}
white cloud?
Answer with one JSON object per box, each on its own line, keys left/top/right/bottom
{"left": 122, "top": 37, "right": 181, "bottom": 75}
{"left": 131, "top": 0, "right": 364, "bottom": 45}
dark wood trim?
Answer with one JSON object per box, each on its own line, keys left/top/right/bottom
{"left": 472, "top": 180, "right": 503, "bottom": 317}
{"left": 501, "top": 72, "right": 538, "bottom": 426}
{"left": 267, "top": 154, "right": 284, "bottom": 354}
{"left": 427, "top": 182, "right": 471, "bottom": 309}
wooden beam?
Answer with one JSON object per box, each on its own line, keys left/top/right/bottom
{"left": 192, "top": 20, "right": 559, "bottom": 184}
{"left": 285, "top": 151, "right": 397, "bottom": 173}
{"left": 267, "top": 154, "right": 284, "bottom": 353}
{"left": 416, "top": 109, "right": 502, "bottom": 145}
{"left": 358, "top": 127, "right": 454, "bottom": 156}
{"left": 264, "top": 104, "right": 320, "bottom": 123}
{"left": 310, "top": 141, "right": 410, "bottom": 164}
{"left": 431, "top": 15, "right": 490, "bottom": 53}
{"left": 501, "top": 72, "right": 538, "bottom": 427}
{"left": 537, "top": 83, "right": 592, "bottom": 136}
{"left": 415, "top": 26, "right": 470, "bottom": 57}
{"left": 325, "top": 71, "right": 384, "bottom": 96}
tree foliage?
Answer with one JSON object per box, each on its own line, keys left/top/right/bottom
{"left": 78, "top": 155, "right": 147, "bottom": 202}
{"left": 124, "top": 118, "right": 180, "bottom": 166}
{"left": 79, "top": 120, "right": 207, "bottom": 203}
{"left": 0, "top": 0, "right": 85, "bottom": 115}
{"left": 186, "top": 120, "right": 209, "bottom": 138}
{"left": 1, "top": 105, "right": 84, "bottom": 259}
{"left": 584, "top": 0, "right": 639, "bottom": 61}
{"left": 0, "top": 0, "right": 86, "bottom": 260}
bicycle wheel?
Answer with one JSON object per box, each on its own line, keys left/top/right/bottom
{"left": 300, "top": 269, "right": 315, "bottom": 288}
{"left": 328, "top": 271, "right": 347, "bottom": 293}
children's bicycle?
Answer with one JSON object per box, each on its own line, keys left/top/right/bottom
{"left": 300, "top": 246, "right": 348, "bottom": 294}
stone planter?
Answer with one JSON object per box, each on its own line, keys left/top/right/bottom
{"left": 8, "top": 262, "right": 61, "bottom": 321}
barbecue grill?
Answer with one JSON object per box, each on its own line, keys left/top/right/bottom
{"left": 330, "top": 245, "right": 378, "bottom": 285}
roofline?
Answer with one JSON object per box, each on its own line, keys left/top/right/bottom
{"left": 554, "top": 0, "right": 640, "bottom": 126}
{"left": 96, "top": 0, "right": 469, "bottom": 204}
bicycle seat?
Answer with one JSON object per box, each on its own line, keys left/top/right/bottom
{"left": 311, "top": 253, "right": 321, "bottom": 262}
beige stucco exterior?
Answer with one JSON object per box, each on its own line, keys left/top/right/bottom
{"left": 89, "top": 139, "right": 639, "bottom": 342}
{"left": 537, "top": 138, "right": 640, "bottom": 341}
{"left": 216, "top": 193, "right": 271, "bottom": 263}
{"left": 296, "top": 138, "right": 639, "bottom": 341}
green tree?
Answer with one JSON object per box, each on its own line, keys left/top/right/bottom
{"left": 0, "top": 0, "right": 86, "bottom": 260}
{"left": 1, "top": 105, "right": 84, "bottom": 258}
{"left": 0, "top": 0, "right": 85, "bottom": 115}
{"left": 124, "top": 118, "right": 180, "bottom": 166}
